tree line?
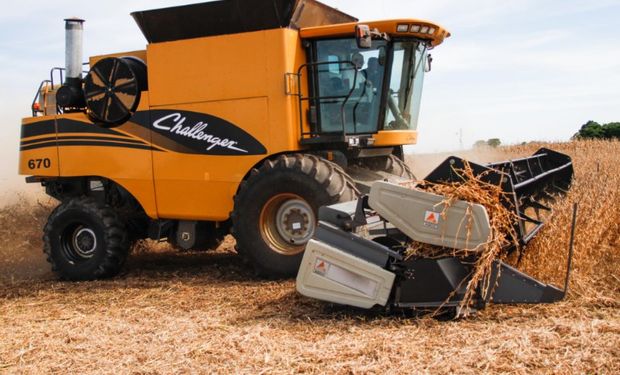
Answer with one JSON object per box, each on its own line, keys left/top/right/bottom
{"left": 472, "top": 120, "right": 617, "bottom": 149}
{"left": 573, "top": 121, "right": 620, "bottom": 139}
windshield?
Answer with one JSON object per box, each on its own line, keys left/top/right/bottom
{"left": 312, "top": 38, "right": 427, "bottom": 135}
{"left": 314, "top": 38, "right": 387, "bottom": 134}
{"left": 384, "top": 41, "right": 427, "bottom": 130}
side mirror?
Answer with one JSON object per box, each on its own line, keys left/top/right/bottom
{"left": 355, "top": 24, "right": 372, "bottom": 49}
{"left": 425, "top": 54, "right": 433, "bottom": 72}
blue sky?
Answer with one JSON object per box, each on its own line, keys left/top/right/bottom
{"left": 1, "top": 0, "right": 619, "bottom": 187}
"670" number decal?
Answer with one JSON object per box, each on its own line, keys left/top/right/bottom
{"left": 27, "top": 158, "right": 51, "bottom": 169}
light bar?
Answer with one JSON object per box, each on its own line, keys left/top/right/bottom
{"left": 409, "top": 24, "right": 436, "bottom": 35}
{"left": 396, "top": 24, "right": 409, "bottom": 32}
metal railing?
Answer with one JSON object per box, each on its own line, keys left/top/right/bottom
{"left": 291, "top": 60, "right": 359, "bottom": 141}
{"left": 31, "top": 64, "right": 89, "bottom": 116}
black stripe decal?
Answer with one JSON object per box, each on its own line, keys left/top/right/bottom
{"left": 20, "top": 140, "right": 156, "bottom": 152}
{"left": 57, "top": 119, "right": 125, "bottom": 136}
{"left": 20, "top": 136, "right": 57, "bottom": 146}
{"left": 21, "top": 120, "right": 56, "bottom": 138}
{"left": 21, "top": 119, "right": 129, "bottom": 140}
{"left": 20, "top": 135, "right": 148, "bottom": 147}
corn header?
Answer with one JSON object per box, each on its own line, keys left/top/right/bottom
{"left": 296, "top": 148, "right": 575, "bottom": 313}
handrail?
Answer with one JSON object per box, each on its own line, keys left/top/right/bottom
{"left": 29, "top": 62, "right": 91, "bottom": 116}
{"left": 31, "top": 80, "right": 52, "bottom": 117}
{"left": 294, "top": 60, "right": 359, "bottom": 140}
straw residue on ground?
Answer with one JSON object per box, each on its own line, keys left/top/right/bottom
{"left": 1, "top": 140, "right": 618, "bottom": 373}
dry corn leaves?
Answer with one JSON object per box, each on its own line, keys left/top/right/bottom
{"left": 406, "top": 160, "right": 527, "bottom": 316}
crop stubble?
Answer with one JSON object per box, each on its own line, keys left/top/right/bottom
{"left": 0, "top": 140, "right": 618, "bottom": 374}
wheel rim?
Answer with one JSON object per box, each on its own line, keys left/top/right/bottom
{"left": 259, "top": 193, "right": 316, "bottom": 255}
{"left": 61, "top": 223, "right": 97, "bottom": 263}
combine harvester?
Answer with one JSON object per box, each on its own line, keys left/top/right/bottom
{"left": 19, "top": 0, "right": 574, "bottom": 313}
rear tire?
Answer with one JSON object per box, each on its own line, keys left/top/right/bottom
{"left": 43, "top": 197, "right": 130, "bottom": 280}
{"left": 231, "top": 154, "right": 357, "bottom": 277}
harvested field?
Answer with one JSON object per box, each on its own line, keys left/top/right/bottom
{"left": 1, "top": 140, "right": 619, "bottom": 374}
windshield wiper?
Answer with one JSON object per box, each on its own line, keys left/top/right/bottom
{"left": 403, "top": 44, "right": 428, "bottom": 110}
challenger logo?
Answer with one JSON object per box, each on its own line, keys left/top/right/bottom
{"left": 19, "top": 110, "right": 268, "bottom": 156}
{"left": 153, "top": 113, "right": 246, "bottom": 152}
{"left": 147, "top": 110, "right": 267, "bottom": 155}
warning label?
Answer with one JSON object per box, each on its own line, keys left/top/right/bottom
{"left": 313, "top": 258, "right": 330, "bottom": 275}
{"left": 424, "top": 210, "right": 439, "bottom": 224}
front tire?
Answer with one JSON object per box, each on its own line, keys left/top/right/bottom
{"left": 231, "top": 154, "right": 357, "bottom": 277}
{"left": 362, "top": 154, "right": 416, "bottom": 180}
{"left": 43, "top": 197, "right": 130, "bottom": 280}
{"left": 383, "top": 154, "right": 416, "bottom": 180}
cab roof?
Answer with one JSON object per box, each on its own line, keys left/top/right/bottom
{"left": 301, "top": 19, "right": 450, "bottom": 47}
{"left": 131, "top": 0, "right": 449, "bottom": 47}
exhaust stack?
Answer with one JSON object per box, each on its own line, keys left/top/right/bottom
{"left": 64, "top": 17, "right": 84, "bottom": 82}
{"left": 56, "top": 17, "right": 86, "bottom": 108}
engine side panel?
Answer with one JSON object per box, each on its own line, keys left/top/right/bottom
{"left": 141, "top": 27, "right": 310, "bottom": 220}
{"left": 149, "top": 98, "right": 270, "bottom": 220}
{"left": 20, "top": 95, "right": 158, "bottom": 218}
{"left": 54, "top": 112, "right": 158, "bottom": 218}
{"left": 19, "top": 116, "right": 60, "bottom": 177}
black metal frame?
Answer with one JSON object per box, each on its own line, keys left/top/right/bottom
{"left": 295, "top": 36, "right": 388, "bottom": 144}
{"left": 31, "top": 79, "right": 52, "bottom": 117}
{"left": 31, "top": 67, "right": 64, "bottom": 116}
{"left": 313, "top": 193, "right": 578, "bottom": 310}
{"left": 423, "top": 148, "right": 574, "bottom": 250}
{"left": 294, "top": 60, "right": 360, "bottom": 142}
{"left": 294, "top": 36, "right": 431, "bottom": 145}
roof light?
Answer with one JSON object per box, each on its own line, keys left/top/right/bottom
{"left": 428, "top": 27, "right": 436, "bottom": 34}
{"left": 420, "top": 26, "right": 429, "bottom": 34}
{"left": 396, "top": 24, "right": 409, "bottom": 33}
{"left": 410, "top": 24, "right": 421, "bottom": 33}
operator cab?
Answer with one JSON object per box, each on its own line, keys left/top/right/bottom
{"left": 298, "top": 20, "right": 449, "bottom": 146}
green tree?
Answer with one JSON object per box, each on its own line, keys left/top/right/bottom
{"left": 576, "top": 120, "right": 605, "bottom": 139}
{"left": 487, "top": 138, "right": 501, "bottom": 147}
{"left": 602, "top": 122, "right": 620, "bottom": 139}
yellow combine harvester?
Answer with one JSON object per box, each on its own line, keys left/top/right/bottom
{"left": 21, "top": 0, "right": 448, "bottom": 279}
{"left": 20, "top": 1, "right": 574, "bottom": 312}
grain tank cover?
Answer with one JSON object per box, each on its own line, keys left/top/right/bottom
{"left": 131, "top": 0, "right": 357, "bottom": 43}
